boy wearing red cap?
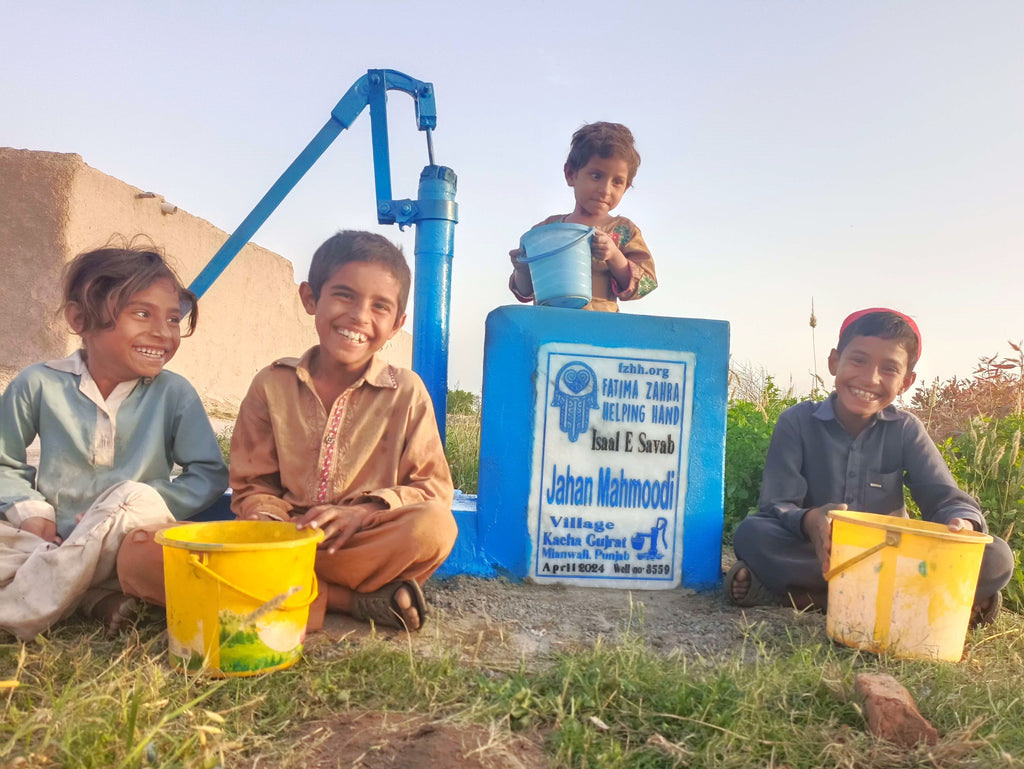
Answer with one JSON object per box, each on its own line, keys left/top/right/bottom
{"left": 727, "top": 309, "right": 1012, "bottom": 623}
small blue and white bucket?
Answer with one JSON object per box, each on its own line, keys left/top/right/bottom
{"left": 517, "top": 223, "right": 595, "bottom": 308}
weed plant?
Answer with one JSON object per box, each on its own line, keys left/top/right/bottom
{"left": 446, "top": 412, "right": 481, "bottom": 495}
{"left": 214, "top": 426, "right": 232, "bottom": 465}
{"left": 911, "top": 344, "right": 1024, "bottom": 612}
{"left": 939, "top": 415, "right": 1024, "bottom": 611}
{"left": 5, "top": 612, "right": 1024, "bottom": 767}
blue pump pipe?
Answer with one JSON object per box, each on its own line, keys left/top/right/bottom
{"left": 411, "top": 166, "right": 457, "bottom": 443}
{"left": 186, "top": 69, "right": 457, "bottom": 439}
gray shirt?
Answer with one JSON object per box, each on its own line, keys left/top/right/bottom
{"left": 758, "top": 393, "right": 985, "bottom": 539}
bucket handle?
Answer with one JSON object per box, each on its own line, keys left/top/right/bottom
{"left": 187, "top": 554, "right": 318, "bottom": 611}
{"left": 824, "top": 530, "right": 901, "bottom": 581}
{"left": 517, "top": 227, "right": 595, "bottom": 263}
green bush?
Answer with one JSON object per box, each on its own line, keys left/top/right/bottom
{"left": 447, "top": 388, "right": 480, "bottom": 416}
{"left": 723, "top": 378, "right": 798, "bottom": 539}
{"left": 940, "top": 414, "right": 1024, "bottom": 611}
{"left": 910, "top": 343, "right": 1024, "bottom": 611}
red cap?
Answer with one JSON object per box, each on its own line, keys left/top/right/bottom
{"left": 839, "top": 308, "right": 922, "bottom": 360}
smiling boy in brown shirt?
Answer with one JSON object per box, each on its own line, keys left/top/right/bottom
{"left": 117, "top": 231, "right": 456, "bottom": 631}
{"left": 230, "top": 230, "right": 457, "bottom": 631}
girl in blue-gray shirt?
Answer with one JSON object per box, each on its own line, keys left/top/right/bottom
{"left": 0, "top": 242, "right": 227, "bottom": 639}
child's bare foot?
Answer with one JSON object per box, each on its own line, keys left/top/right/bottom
{"left": 729, "top": 564, "right": 752, "bottom": 602}
{"left": 90, "top": 594, "right": 141, "bottom": 635}
{"left": 724, "top": 560, "right": 777, "bottom": 607}
{"left": 391, "top": 584, "right": 421, "bottom": 630}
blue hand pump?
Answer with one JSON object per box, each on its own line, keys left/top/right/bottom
{"left": 187, "top": 69, "right": 457, "bottom": 440}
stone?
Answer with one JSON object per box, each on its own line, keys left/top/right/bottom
{"left": 854, "top": 673, "right": 939, "bottom": 747}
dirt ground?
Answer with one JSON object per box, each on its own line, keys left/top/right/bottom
{"left": 276, "top": 566, "right": 812, "bottom": 769}
{"left": 315, "top": 564, "right": 807, "bottom": 662}
{"left": 292, "top": 711, "right": 552, "bottom": 769}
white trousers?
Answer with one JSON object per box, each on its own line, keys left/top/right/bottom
{"left": 0, "top": 481, "right": 174, "bottom": 640}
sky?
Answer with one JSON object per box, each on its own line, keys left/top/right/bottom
{"left": 3, "top": 1, "right": 1021, "bottom": 398}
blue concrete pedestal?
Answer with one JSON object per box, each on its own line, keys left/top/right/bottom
{"left": 438, "top": 306, "right": 729, "bottom": 589}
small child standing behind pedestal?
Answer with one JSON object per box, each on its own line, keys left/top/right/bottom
{"left": 509, "top": 122, "right": 658, "bottom": 312}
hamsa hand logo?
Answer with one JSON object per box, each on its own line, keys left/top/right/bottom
{"left": 551, "top": 361, "right": 599, "bottom": 442}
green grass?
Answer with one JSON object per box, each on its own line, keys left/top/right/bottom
{"left": 214, "top": 426, "right": 232, "bottom": 465}
{"left": 446, "top": 412, "right": 481, "bottom": 494}
{"left": 5, "top": 611, "right": 1024, "bottom": 767}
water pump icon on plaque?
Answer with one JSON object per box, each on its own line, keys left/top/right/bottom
{"left": 530, "top": 342, "right": 694, "bottom": 588}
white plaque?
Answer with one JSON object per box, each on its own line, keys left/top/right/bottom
{"left": 529, "top": 342, "right": 695, "bottom": 588}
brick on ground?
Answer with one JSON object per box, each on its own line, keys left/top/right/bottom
{"left": 854, "top": 673, "right": 939, "bottom": 747}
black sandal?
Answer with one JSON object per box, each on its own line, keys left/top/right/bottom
{"left": 348, "top": 580, "right": 428, "bottom": 630}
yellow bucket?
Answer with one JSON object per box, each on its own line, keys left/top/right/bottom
{"left": 825, "top": 510, "right": 991, "bottom": 661}
{"left": 156, "top": 521, "right": 324, "bottom": 677}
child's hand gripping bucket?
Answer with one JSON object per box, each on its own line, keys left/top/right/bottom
{"left": 825, "top": 510, "right": 991, "bottom": 661}
{"left": 518, "top": 222, "right": 595, "bottom": 308}
{"left": 156, "top": 521, "right": 324, "bottom": 677}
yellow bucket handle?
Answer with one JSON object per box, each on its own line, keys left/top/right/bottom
{"left": 186, "top": 554, "right": 318, "bottom": 611}
{"left": 824, "top": 530, "right": 901, "bottom": 581}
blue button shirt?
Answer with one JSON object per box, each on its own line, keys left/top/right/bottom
{"left": 758, "top": 393, "right": 986, "bottom": 539}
